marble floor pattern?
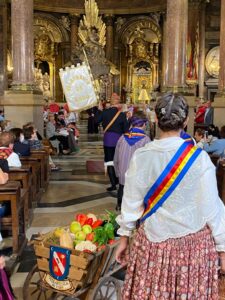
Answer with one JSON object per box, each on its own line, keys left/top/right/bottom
{"left": 7, "top": 121, "right": 119, "bottom": 299}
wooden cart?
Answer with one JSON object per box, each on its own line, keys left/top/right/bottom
{"left": 23, "top": 232, "right": 125, "bottom": 300}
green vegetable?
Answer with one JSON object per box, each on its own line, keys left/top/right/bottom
{"left": 105, "top": 210, "right": 119, "bottom": 231}
{"left": 93, "top": 227, "right": 108, "bottom": 245}
{"left": 104, "top": 223, "right": 114, "bottom": 240}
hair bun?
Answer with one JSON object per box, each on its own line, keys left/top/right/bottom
{"left": 155, "top": 92, "right": 189, "bottom": 132}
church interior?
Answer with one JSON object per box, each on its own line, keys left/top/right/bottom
{"left": 0, "top": 0, "right": 225, "bottom": 299}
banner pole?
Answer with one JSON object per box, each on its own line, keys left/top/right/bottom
{"left": 82, "top": 48, "right": 99, "bottom": 102}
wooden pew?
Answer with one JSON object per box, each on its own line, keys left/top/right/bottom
{"left": 30, "top": 150, "right": 50, "bottom": 191}
{"left": 20, "top": 158, "right": 42, "bottom": 205}
{"left": 0, "top": 181, "right": 27, "bottom": 254}
{"left": 8, "top": 167, "right": 33, "bottom": 226}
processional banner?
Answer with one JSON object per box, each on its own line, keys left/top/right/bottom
{"left": 59, "top": 62, "right": 98, "bottom": 112}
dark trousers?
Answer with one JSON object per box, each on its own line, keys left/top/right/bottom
{"left": 117, "top": 184, "right": 124, "bottom": 207}
{"left": 50, "top": 135, "right": 69, "bottom": 150}
{"left": 104, "top": 146, "right": 118, "bottom": 188}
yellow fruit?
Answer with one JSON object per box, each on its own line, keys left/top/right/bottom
{"left": 54, "top": 227, "right": 65, "bottom": 238}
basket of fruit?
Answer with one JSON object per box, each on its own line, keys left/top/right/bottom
{"left": 33, "top": 211, "right": 119, "bottom": 296}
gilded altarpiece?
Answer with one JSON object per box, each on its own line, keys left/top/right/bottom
{"left": 119, "top": 17, "right": 161, "bottom": 103}
{"left": 33, "top": 14, "right": 69, "bottom": 101}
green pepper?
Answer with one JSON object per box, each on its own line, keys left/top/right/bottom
{"left": 104, "top": 223, "right": 115, "bottom": 240}
{"left": 93, "top": 227, "right": 108, "bottom": 245}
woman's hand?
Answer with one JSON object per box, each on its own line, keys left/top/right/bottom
{"left": 115, "top": 236, "right": 128, "bottom": 265}
{"left": 219, "top": 252, "right": 225, "bottom": 273}
{"left": 0, "top": 256, "right": 5, "bottom": 269}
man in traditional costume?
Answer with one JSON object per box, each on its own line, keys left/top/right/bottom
{"left": 96, "top": 93, "right": 129, "bottom": 191}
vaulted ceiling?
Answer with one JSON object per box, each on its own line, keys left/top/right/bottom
{"left": 34, "top": 0, "right": 166, "bottom": 14}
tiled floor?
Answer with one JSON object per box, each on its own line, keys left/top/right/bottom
{"left": 7, "top": 121, "right": 119, "bottom": 299}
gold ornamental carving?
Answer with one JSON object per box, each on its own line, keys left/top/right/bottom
{"left": 34, "top": 17, "right": 63, "bottom": 43}
{"left": 34, "top": 34, "right": 56, "bottom": 62}
{"left": 78, "top": 0, "right": 106, "bottom": 47}
{"left": 205, "top": 46, "right": 220, "bottom": 78}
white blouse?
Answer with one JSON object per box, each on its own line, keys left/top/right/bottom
{"left": 116, "top": 137, "right": 225, "bottom": 252}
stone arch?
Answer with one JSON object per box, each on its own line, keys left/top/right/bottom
{"left": 118, "top": 15, "right": 161, "bottom": 46}
{"left": 34, "top": 12, "right": 70, "bottom": 44}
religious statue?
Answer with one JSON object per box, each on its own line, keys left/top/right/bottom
{"left": 85, "top": 27, "right": 105, "bottom": 61}
{"left": 60, "top": 15, "right": 71, "bottom": 31}
{"left": 34, "top": 68, "right": 44, "bottom": 91}
{"left": 138, "top": 81, "right": 150, "bottom": 101}
{"left": 72, "top": 0, "right": 110, "bottom": 79}
{"left": 43, "top": 72, "right": 51, "bottom": 99}
{"left": 116, "top": 17, "right": 126, "bottom": 32}
{"left": 34, "top": 68, "right": 51, "bottom": 96}
{"left": 43, "top": 81, "right": 51, "bottom": 99}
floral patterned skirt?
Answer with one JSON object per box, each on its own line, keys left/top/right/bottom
{"left": 122, "top": 226, "right": 219, "bottom": 300}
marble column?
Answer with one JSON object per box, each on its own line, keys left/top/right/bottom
{"left": 198, "top": 2, "right": 206, "bottom": 100}
{"left": 187, "top": 0, "right": 199, "bottom": 82}
{"left": 165, "top": 0, "right": 188, "bottom": 91}
{"left": 218, "top": 0, "right": 225, "bottom": 94}
{"left": 113, "top": 34, "right": 120, "bottom": 95}
{"left": 70, "top": 14, "right": 80, "bottom": 59}
{"left": 213, "top": 0, "right": 225, "bottom": 129}
{"left": 0, "top": 1, "right": 7, "bottom": 96}
{"left": 1, "top": 0, "right": 44, "bottom": 134}
{"left": 161, "top": 12, "right": 168, "bottom": 91}
{"left": 104, "top": 15, "right": 114, "bottom": 62}
{"left": 11, "top": 0, "right": 34, "bottom": 89}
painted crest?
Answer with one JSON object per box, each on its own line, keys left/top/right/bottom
{"left": 49, "top": 246, "right": 71, "bottom": 281}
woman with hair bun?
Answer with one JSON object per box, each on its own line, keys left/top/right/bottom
{"left": 116, "top": 92, "right": 225, "bottom": 299}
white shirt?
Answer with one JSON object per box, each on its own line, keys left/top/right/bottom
{"left": 116, "top": 137, "right": 225, "bottom": 251}
{"left": 7, "top": 152, "right": 22, "bottom": 168}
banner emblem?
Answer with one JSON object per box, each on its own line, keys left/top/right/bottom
{"left": 49, "top": 246, "right": 71, "bottom": 281}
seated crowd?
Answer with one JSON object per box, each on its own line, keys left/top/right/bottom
{"left": 44, "top": 101, "right": 80, "bottom": 154}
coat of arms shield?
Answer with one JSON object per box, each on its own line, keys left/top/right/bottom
{"left": 49, "top": 246, "right": 71, "bottom": 281}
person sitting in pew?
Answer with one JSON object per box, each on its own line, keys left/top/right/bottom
{"left": 10, "top": 128, "right": 30, "bottom": 157}
{"left": 0, "top": 132, "right": 21, "bottom": 168}
{"left": 46, "top": 114, "right": 70, "bottom": 154}
{"left": 0, "top": 159, "right": 9, "bottom": 173}
{"left": 23, "top": 122, "right": 43, "bottom": 141}
{"left": 203, "top": 125, "right": 225, "bottom": 157}
{"left": 194, "top": 128, "right": 205, "bottom": 148}
{"left": 23, "top": 124, "right": 59, "bottom": 171}
{"left": 23, "top": 126, "right": 42, "bottom": 150}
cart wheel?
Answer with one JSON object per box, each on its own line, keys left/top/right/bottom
{"left": 22, "top": 264, "right": 70, "bottom": 300}
{"left": 91, "top": 276, "right": 121, "bottom": 300}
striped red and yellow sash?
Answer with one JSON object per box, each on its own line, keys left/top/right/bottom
{"left": 124, "top": 132, "right": 146, "bottom": 138}
{"left": 140, "top": 142, "right": 202, "bottom": 223}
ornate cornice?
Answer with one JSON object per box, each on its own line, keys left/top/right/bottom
{"left": 34, "top": 0, "right": 166, "bottom": 15}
